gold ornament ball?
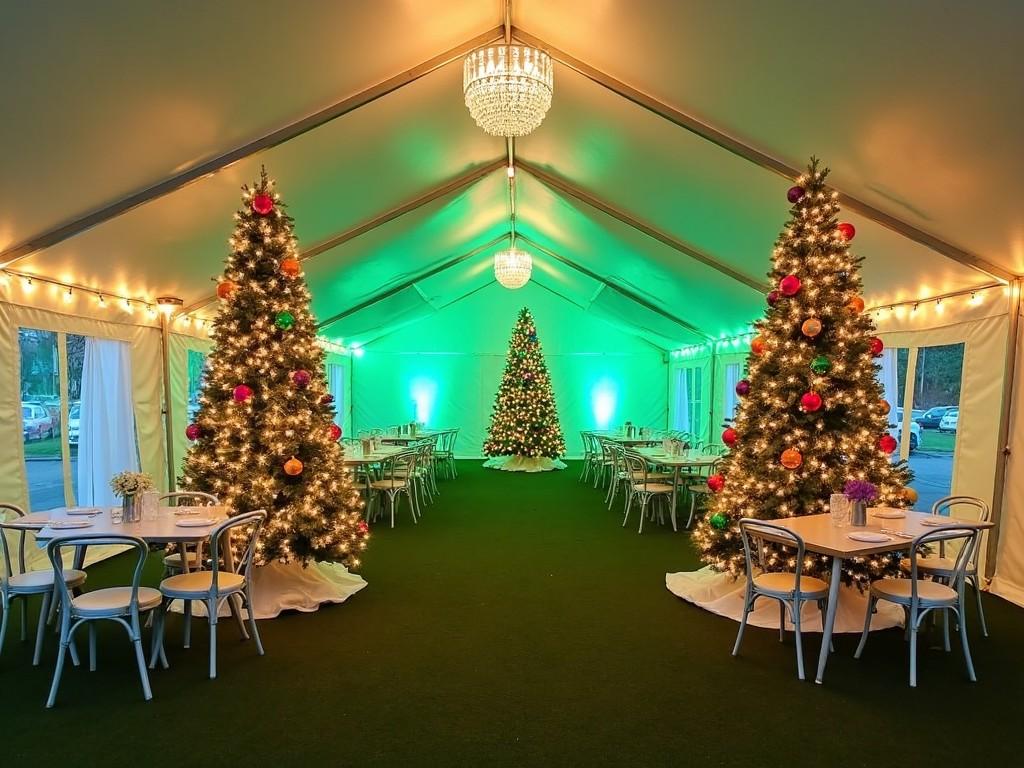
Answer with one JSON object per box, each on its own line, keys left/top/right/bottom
{"left": 283, "top": 457, "right": 304, "bottom": 476}
{"left": 902, "top": 487, "right": 919, "bottom": 505}
{"left": 801, "top": 318, "right": 823, "bottom": 338}
{"left": 780, "top": 447, "right": 803, "bottom": 470}
{"left": 879, "top": 399, "right": 891, "bottom": 416}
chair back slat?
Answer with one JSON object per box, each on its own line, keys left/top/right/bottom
{"left": 908, "top": 526, "right": 980, "bottom": 601}
{"left": 737, "top": 518, "right": 807, "bottom": 585}
{"left": 47, "top": 534, "right": 149, "bottom": 616}
{"left": 160, "top": 491, "right": 218, "bottom": 507}
{"left": 1, "top": 502, "right": 28, "bottom": 578}
{"left": 209, "top": 510, "right": 267, "bottom": 593}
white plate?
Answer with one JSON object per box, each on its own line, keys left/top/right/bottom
{"left": 175, "top": 518, "right": 217, "bottom": 528}
{"left": 49, "top": 520, "right": 94, "bottom": 530}
{"left": 66, "top": 507, "right": 102, "bottom": 516}
{"left": 920, "top": 517, "right": 952, "bottom": 527}
{"left": 869, "top": 508, "right": 906, "bottom": 519}
{"left": 847, "top": 532, "right": 891, "bottom": 543}
{"left": 173, "top": 510, "right": 203, "bottom": 516}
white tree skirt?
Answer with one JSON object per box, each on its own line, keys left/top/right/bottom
{"left": 483, "top": 455, "right": 567, "bottom": 473}
{"left": 171, "top": 560, "right": 367, "bottom": 620}
{"left": 666, "top": 566, "right": 904, "bottom": 633}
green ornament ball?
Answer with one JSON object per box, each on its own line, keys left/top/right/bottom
{"left": 709, "top": 513, "right": 729, "bottom": 530}
{"left": 810, "top": 355, "right": 831, "bottom": 375}
{"left": 275, "top": 310, "right": 295, "bottom": 330}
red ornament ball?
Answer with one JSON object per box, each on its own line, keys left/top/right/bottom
{"left": 735, "top": 379, "right": 751, "bottom": 397}
{"left": 722, "top": 427, "right": 738, "bottom": 446}
{"left": 280, "top": 257, "right": 301, "bottom": 278}
{"left": 787, "top": 185, "right": 806, "bottom": 204}
{"left": 251, "top": 193, "right": 275, "bottom": 216}
{"left": 800, "top": 391, "right": 823, "bottom": 413}
{"left": 707, "top": 474, "right": 725, "bottom": 492}
{"left": 283, "top": 457, "right": 304, "bottom": 476}
{"left": 320, "top": 393, "right": 335, "bottom": 405}
{"left": 780, "top": 274, "right": 802, "bottom": 296}
{"left": 232, "top": 384, "right": 253, "bottom": 402}
{"left": 750, "top": 336, "right": 767, "bottom": 356}
{"left": 185, "top": 423, "right": 201, "bottom": 441}
{"left": 780, "top": 447, "right": 803, "bottom": 470}
{"left": 766, "top": 290, "right": 781, "bottom": 307}
{"left": 291, "top": 369, "right": 311, "bottom": 389}
{"left": 869, "top": 337, "right": 884, "bottom": 356}
{"left": 216, "top": 281, "right": 236, "bottom": 301}
{"left": 837, "top": 222, "right": 856, "bottom": 241}
{"left": 329, "top": 423, "right": 342, "bottom": 441}
{"left": 801, "top": 318, "right": 823, "bottom": 338}
{"left": 357, "top": 520, "right": 369, "bottom": 533}
{"left": 879, "top": 434, "right": 898, "bottom": 453}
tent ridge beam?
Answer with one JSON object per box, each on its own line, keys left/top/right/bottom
{"left": 0, "top": 25, "right": 506, "bottom": 270}
{"left": 316, "top": 232, "right": 510, "bottom": 330}
{"left": 516, "top": 234, "right": 713, "bottom": 342}
{"left": 513, "top": 26, "right": 1015, "bottom": 284}
{"left": 180, "top": 161, "right": 506, "bottom": 316}
{"left": 517, "top": 160, "right": 765, "bottom": 294}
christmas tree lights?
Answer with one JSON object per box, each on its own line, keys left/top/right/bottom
{"left": 180, "top": 169, "right": 368, "bottom": 567}
{"left": 693, "top": 158, "right": 912, "bottom": 586}
{"left": 483, "top": 307, "right": 566, "bottom": 460}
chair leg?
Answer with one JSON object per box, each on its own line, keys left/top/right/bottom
{"left": 909, "top": 606, "right": 919, "bottom": 688}
{"left": 957, "top": 606, "right": 977, "bottom": 682}
{"left": 0, "top": 594, "right": 8, "bottom": 656}
{"left": 793, "top": 600, "right": 805, "bottom": 681}
{"left": 229, "top": 594, "right": 250, "bottom": 640}
{"left": 88, "top": 622, "right": 97, "bottom": 671}
{"left": 183, "top": 600, "right": 193, "bottom": 648}
{"left": 818, "top": 600, "right": 834, "bottom": 652}
{"left": 778, "top": 601, "right": 786, "bottom": 642}
{"left": 686, "top": 494, "right": 698, "bottom": 529}
{"left": 208, "top": 598, "right": 218, "bottom": 680}
{"left": 19, "top": 599, "right": 26, "bottom": 641}
{"left": 32, "top": 591, "right": 51, "bottom": 666}
{"left": 854, "top": 596, "right": 875, "bottom": 659}
{"left": 942, "top": 608, "right": 951, "bottom": 652}
{"left": 245, "top": 586, "right": 264, "bottom": 657}
{"left": 732, "top": 586, "right": 753, "bottom": 656}
{"left": 637, "top": 497, "right": 648, "bottom": 534}
{"left": 971, "top": 577, "right": 989, "bottom": 637}
{"left": 622, "top": 492, "right": 634, "bottom": 528}
{"left": 46, "top": 639, "right": 69, "bottom": 708}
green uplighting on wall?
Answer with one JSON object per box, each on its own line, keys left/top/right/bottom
{"left": 590, "top": 377, "right": 618, "bottom": 429}
{"left": 411, "top": 377, "right": 437, "bottom": 424}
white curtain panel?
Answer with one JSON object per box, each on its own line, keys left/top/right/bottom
{"left": 723, "top": 363, "right": 741, "bottom": 422}
{"left": 876, "top": 347, "right": 899, "bottom": 413}
{"left": 674, "top": 368, "right": 690, "bottom": 432}
{"left": 77, "top": 338, "right": 139, "bottom": 506}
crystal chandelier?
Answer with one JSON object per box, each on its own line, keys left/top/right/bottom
{"left": 494, "top": 247, "right": 533, "bottom": 289}
{"left": 464, "top": 45, "right": 553, "bottom": 137}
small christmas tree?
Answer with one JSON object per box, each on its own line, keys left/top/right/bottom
{"left": 693, "top": 158, "right": 912, "bottom": 587}
{"left": 181, "top": 169, "right": 369, "bottom": 567}
{"left": 483, "top": 307, "right": 566, "bottom": 465}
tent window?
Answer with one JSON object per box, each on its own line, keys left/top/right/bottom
{"left": 19, "top": 329, "right": 63, "bottom": 511}
{"left": 187, "top": 349, "right": 207, "bottom": 424}
{"left": 722, "top": 363, "right": 742, "bottom": 424}
{"left": 326, "top": 363, "right": 345, "bottom": 423}
{"left": 673, "top": 366, "right": 703, "bottom": 438}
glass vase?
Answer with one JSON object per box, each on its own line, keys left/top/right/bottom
{"left": 850, "top": 500, "right": 867, "bottom": 527}
{"left": 122, "top": 494, "right": 143, "bottom": 524}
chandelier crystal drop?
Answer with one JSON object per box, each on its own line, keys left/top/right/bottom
{"left": 464, "top": 45, "right": 553, "bottom": 137}
{"left": 494, "top": 248, "right": 533, "bottom": 289}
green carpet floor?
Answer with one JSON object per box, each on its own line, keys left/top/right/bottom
{"left": 2, "top": 461, "right": 1022, "bottom": 766}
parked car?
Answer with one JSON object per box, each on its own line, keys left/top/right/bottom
{"left": 916, "top": 406, "right": 954, "bottom": 429}
{"left": 939, "top": 408, "right": 959, "bottom": 433}
{"left": 68, "top": 402, "right": 81, "bottom": 446}
{"left": 889, "top": 409, "right": 921, "bottom": 452}
{"left": 22, "top": 402, "right": 55, "bottom": 441}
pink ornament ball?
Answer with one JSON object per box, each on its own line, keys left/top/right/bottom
{"left": 232, "top": 384, "right": 253, "bottom": 402}
{"left": 292, "top": 369, "right": 311, "bottom": 389}
{"left": 766, "top": 290, "right": 781, "bottom": 307}
{"left": 780, "top": 274, "right": 802, "bottom": 296}
{"left": 735, "top": 379, "right": 751, "bottom": 397}
{"left": 787, "top": 185, "right": 805, "bottom": 203}
{"left": 185, "top": 423, "right": 201, "bottom": 441}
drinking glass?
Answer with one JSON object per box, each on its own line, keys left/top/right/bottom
{"left": 829, "top": 494, "right": 850, "bottom": 528}
{"left": 110, "top": 504, "right": 124, "bottom": 524}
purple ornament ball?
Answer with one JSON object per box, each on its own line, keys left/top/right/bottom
{"left": 292, "top": 369, "right": 312, "bottom": 389}
{"left": 787, "top": 185, "right": 805, "bottom": 203}
{"left": 735, "top": 379, "right": 751, "bottom": 397}
{"left": 185, "top": 423, "right": 201, "bottom": 441}
{"left": 767, "top": 290, "right": 781, "bottom": 306}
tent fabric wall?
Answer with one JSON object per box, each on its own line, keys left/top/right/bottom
{"left": 351, "top": 282, "right": 667, "bottom": 458}
{"left": 169, "top": 332, "right": 213, "bottom": 481}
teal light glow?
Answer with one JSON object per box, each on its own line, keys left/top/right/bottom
{"left": 411, "top": 377, "right": 437, "bottom": 424}
{"left": 591, "top": 378, "right": 618, "bottom": 429}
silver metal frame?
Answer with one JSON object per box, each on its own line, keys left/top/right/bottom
{"left": 621, "top": 450, "right": 674, "bottom": 533}
{"left": 927, "top": 495, "right": 992, "bottom": 636}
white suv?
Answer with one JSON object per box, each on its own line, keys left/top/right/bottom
{"left": 938, "top": 408, "right": 959, "bottom": 433}
{"left": 889, "top": 409, "right": 922, "bottom": 452}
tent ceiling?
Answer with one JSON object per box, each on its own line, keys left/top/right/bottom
{"left": 3, "top": 1, "right": 1021, "bottom": 344}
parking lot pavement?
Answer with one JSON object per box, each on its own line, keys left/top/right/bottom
{"left": 906, "top": 451, "right": 954, "bottom": 512}
{"left": 24, "top": 458, "right": 77, "bottom": 511}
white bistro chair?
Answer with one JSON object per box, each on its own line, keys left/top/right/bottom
{"left": 149, "top": 510, "right": 266, "bottom": 679}
{"left": 900, "top": 495, "right": 991, "bottom": 637}
{"left": 368, "top": 451, "right": 419, "bottom": 528}
{"left": 46, "top": 534, "right": 160, "bottom": 708}
{"left": 158, "top": 491, "right": 219, "bottom": 575}
{"left": 1, "top": 503, "right": 88, "bottom": 666}
{"left": 621, "top": 450, "right": 675, "bottom": 533}
{"left": 855, "top": 525, "right": 981, "bottom": 688}
{"left": 732, "top": 519, "right": 830, "bottom": 681}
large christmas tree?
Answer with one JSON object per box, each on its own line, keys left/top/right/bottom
{"left": 693, "top": 158, "right": 911, "bottom": 586}
{"left": 483, "top": 307, "right": 566, "bottom": 464}
{"left": 181, "top": 169, "right": 369, "bottom": 567}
